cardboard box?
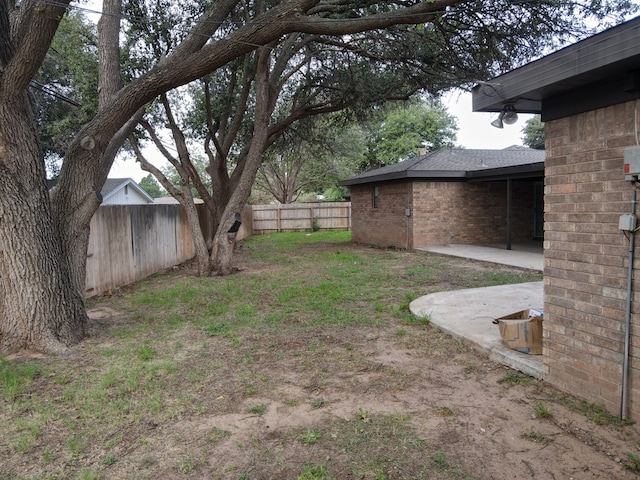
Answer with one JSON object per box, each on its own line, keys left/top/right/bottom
{"left": 492, "top": 309, "right": 543, "bottom": 355}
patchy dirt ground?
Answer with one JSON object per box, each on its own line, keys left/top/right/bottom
{"left": 81, "top": 316, "right": 640, "bottom": 479}
{"left": 2, "top": 236, "right": 640, "bottom": 479}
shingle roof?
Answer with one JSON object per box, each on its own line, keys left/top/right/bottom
{"left": 339, "top": 147, "right": 545, "bottom": 186}
{"left": 472, "top": 16, "right": 640, "bottom": 120}
{"left": 101, "top": 178, "right": 130, "bottom": 197}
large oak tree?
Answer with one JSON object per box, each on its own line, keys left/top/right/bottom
{"left": 0, "top": 0, "right": 635, "bottom": 353}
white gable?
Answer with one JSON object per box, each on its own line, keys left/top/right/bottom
{"left": 101, "top": 178, "right": 154, "bottom": 205}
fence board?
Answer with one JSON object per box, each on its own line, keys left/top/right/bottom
{"left": 252, "top": 202, "right": 350, "bottom": 234}
{"left": 86, "top": 205, "right": 196, "bottom": 297}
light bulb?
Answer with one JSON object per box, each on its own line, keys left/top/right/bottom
{"left": 503, "top": 110, "right": 518, "bottom": 125}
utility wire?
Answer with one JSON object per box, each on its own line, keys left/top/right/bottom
{"left": 30, "top": 79, "right": 83, "bottom": 107}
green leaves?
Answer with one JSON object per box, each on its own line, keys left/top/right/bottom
{"left": 522, "top": 115, "right": 545, "bottom": 150}
{"left": 35, "top": 10, "right": 98, "bottom": 175}
{"left": 362, "top": 99, "right": 458, "bottom": 170}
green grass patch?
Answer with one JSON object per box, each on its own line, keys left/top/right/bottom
{"left": 548, "top": 393, "right": 635, "bottom": 427}
{"left": 533, "top": 402, "right": 552, "bottom": 419}
{"left": 625, "top": 453, "right": 640, "bottom": 472}
{"left": 498, "top": 371, "right": 534, "bottom": 386}
{"left": 0, "top": 357, "right": 42, "bottom": 399}
{"left": 246, "top": 403, "right": 267, "bottom": 416}
{"left": 520, "top": 428, "right": 553, "bottom": 444}
{"left": 297, "top": 428, "right": 323, "bottom": 445}
{"left": 297, "top": 463, "right": 333, "bottom": 480}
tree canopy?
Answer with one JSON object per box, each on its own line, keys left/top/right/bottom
{"left": 138, "top": 174, "right": 166, "bottom": 198}
{"left": 522, "top": 115, "right": 545, "bottom": 150}
{"left": 363, "top": 101, "right": 458, "bottom": 170}
{"left": 34, "top": 10, "right": 99, "bottom": 177}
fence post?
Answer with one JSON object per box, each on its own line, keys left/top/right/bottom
{"left": 310, "top": 205, "right": 314, "bottom": 231}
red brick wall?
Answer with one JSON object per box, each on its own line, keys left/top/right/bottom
{"left": 350, "top": 182, "right": 412, "bottom": 249}
{"left": 411, "top": 180, "right": 537, "bottom": 247}
{"left": 349, "top": 178, "right": 538, "bottom": 249}
{"left": 544, "top": 100, "right": 640, "bottom": 418}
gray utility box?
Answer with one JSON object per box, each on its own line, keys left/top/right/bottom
{"left": 624, "top": 145, "right": 640, "bottom": 181}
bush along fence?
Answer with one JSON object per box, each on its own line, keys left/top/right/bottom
{"left": 85, "top": 202, "right": 351, "bottom": 297}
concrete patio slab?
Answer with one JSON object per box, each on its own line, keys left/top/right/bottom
{"left": 410, "top": 280, "right": 544, "bottom": 378}
{"left": 418, "top": 244, "right": 543, "bottom": 272}
{"left": 409, "top": 244, "right": 545, "bottom": 377}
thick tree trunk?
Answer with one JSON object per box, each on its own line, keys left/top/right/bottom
{"left": 0, "top": 95, "right": 86, "bottom": 353}
{"left": 210, "top": 48, "right": 272, "bottom": 275}
{"left": 171, "top": 188, "right": 210, "bottom": 276}
{"left": 210, "top": 232, "right": 236, "bottom": 275}
{"left": 189, "top": 208, "right": 212, "bottom": 276}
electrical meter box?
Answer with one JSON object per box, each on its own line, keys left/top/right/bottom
{"left": 619, "top": 213, "right": 637, "bottom": 231}
{"left": 624, "top": 146, "right": 640, "bottom": 181}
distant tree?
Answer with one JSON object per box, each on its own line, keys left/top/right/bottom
{"left": 34, "top": 11, "right": 98, "bottom": 177}
{"left": 256, "top": 118, "right": 366, "bottom": 203}
{"left": 257, "top": 147, "right": 309, "bottom": 205}
{"left": 323, "top": 185, "right": 349, "bottom": 202}
{"left": 157, "top": 155, "right": 211, "bottom": 200}
{"left": 138, "top": 174, "right": 166, "bottom": 198}
{"left": 363, "top": 101, "right": 458, "bottom": 170}
{"left": 522, "top": 115, "right": 545, "bottom": 150}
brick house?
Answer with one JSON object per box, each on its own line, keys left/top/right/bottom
{"left": 472, "top": 16, "right": 640, "bottom": 418}
{"left": 340, "top": 147, "right": 544, "bottom": 250}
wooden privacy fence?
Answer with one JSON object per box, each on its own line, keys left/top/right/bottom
{"left": 252, "top": 202, "right": 351, "bottom": 234}
{"left": 85, "top": 204, "right": 197, "bottom": 297}
{"left": 85, "top": 202, "right": 350, "bottom": 297}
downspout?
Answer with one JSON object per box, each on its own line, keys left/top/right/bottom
{"left": 621, "top": 188, "right": 637, "bottom": 420}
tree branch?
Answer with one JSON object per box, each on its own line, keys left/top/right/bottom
{"left": 98, "top": 0, "right": 122, "bottom": 107}
{"left": 129, "top": 135, "right": 184, "bottom": 201}
{"left": 165, "top": 0, "right": 241, "bottom": 62}
{"left": 291, "top": 0, "right": 461, "bottom": 35}
{"left": 1, "top": 0, "right": 70, "bottom": 95}
{"left": 160, "top": 94, "right": 212, "bottom": 204}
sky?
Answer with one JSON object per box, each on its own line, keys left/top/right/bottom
{"left": 443, "top": 90, "right": 533, "bottom": 149}
{"left": 108, "top": 89, "right": 532, "bottom": 182}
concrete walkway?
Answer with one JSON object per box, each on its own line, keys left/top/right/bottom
{"left": 418, "top": 243, "right": 543, "bottom": 272}
{"left": 409, "top": 244, "right": 544, "bottom": 378}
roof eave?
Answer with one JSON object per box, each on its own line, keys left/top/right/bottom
{"left": 102, "top": 178, "right": 154, "bottom": 203}
{"left": 471, "top": 16, "right": 640, "bottom": 121}
{"left": 466, "top": 162, "right": 545, "bottom": 181}
{"left": 339, "top": 170, "right": 466, "bottom": 186}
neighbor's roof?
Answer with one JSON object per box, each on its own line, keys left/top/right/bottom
{"left": 100, "top": 178, "right": 154, "bottom": 203}
{"left": 472, "top": 15, "right": 640, "bottom": 121}
{"left": 339, "top": 147, "right": 545, "bottom": 186}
